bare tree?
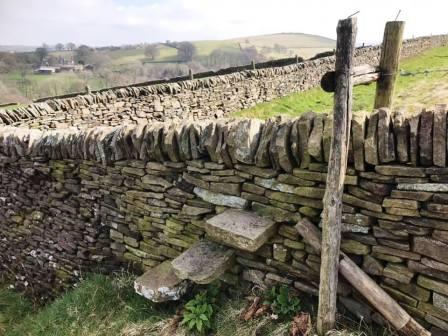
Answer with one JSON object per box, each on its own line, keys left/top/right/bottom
{"left": 66, "top": 42, "right": 76, "bottom": 51}
{"left": 75, "top": 45, "right": 94, "bottom": 64}
{"left": 144, "top": 43, "right": 160, "bottom": 61}
{"left": 17, "top": 64, "right": 32, "bottom": 97}
{"left": 177, "top": 42, "right": 197, "bottom": 62}
{"left": 35, "top": 47, "right": 48, "bottom": 64}
{"left": 55, "top": 43, "right": 64, "bottom": 51}
{"left": 273, "top": 43, "right": 287, "bottom": 53}
{"left": 242, "top": 46, "right": 265, "bottom": 63}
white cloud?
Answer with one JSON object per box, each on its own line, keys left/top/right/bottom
{"left": 0, "top": 0, "right": 446, "bottom": 46}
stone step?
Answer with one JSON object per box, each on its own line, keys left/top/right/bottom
{"left": 205, "top": 209, "right": 277, "bottom": 252}
{"left": 134, "top": 261, "right": 190, "bottom": 302}
{"left": 171, "top": 241, "right": 234, "bottom": 284}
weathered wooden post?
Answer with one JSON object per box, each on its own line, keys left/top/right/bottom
{"left": 251, "top": 60, "right": 256, "bottom": 70}
{"left": 188, "top": 68, "right": 194, "bottom": 80}
{"left": 374, "top": 21, "right": 405, "bottom": 108}
{"left": 317, "top": 17, "right": 357, "bottom": 335}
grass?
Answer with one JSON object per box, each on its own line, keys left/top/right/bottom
{"left": 0, "top": 70, "right": 105, "bottom": 101}
{"left": 1, "top": 274, "right": 177, "bottom": 336}
{"left": 233, "top": 45, "right": 448, "bottom": 119}
{"left": 108, "top": 32, "right": 334, "bottom": 66}
{"left": 0, "top": 274, "right": 396, "bottom": 336}
{"left": 0, "top": 286, "right": 34, "bottom": 334}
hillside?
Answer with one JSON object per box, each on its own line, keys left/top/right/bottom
{"left": 0, "top": 32, "right": 335, "bottom": 105}
{"left": 234, "top": 44, "right": 448, "bottom": 119}
{"left": 108, "top": 32, "right": 335, "bottom": 66}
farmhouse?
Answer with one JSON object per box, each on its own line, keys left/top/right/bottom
{"left": 34, "top": 65, "right": 57, "bottom": 74}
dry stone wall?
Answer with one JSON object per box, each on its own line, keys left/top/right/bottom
{"left": 2, "top": 107, "right": 448, "bottom": 334}
{"left": 1, "top": 34, "right": 448, "bottom": 130}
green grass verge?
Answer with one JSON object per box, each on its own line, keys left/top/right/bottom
{"left": 1, "top": 274, "right": 395, "bottom": 336}
{"left": 233, "top": 45, "right": 448, "bottom": 119}
{"left": 0, "top": 286, "right": 34, "bottom": 334}
{"left": 1, "top": 274, "right": 176, "bottom": 336}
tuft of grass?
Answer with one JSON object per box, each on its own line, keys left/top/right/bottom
{"left": 234, "top": 45, "right": 448, "bottom": 119}
{"left": 214, "top": 296, "right": 291, "bottom": 336}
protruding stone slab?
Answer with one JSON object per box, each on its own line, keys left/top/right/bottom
{"left": 205, "top": 209, "right": 277, "bottom": 252}
{"left": 134, "top": 261, "right": 189, "bottom": 302}
{"left": 171, "top": 241, "right": 234, "bottom": 284}
{"left": 193, "top": 187, "right": 248, "bottom": 209}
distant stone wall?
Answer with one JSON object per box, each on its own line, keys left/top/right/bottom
{"left": 1, "top": 34, "right": 447, "bottom": 130}
{"left": 1, "top": 108, "right": 448, "bottom": 333}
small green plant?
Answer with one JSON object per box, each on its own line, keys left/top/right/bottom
{"left": 263, "top": 285, "right": 301, "bottom": 319}
{"left": 182, "top": 285, "right": 220, "bottom": 334}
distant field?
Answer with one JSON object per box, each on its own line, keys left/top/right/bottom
{"left": 1, "top": 70, "right": 104, "bottom": 102}
{"left": 0, "top": 32, "right": 335, "bottom": 104}
{"left": 233, "top": 45, "right": 448, "bottom": 119}
{"left": 233, "top": 33, "right": 335, "bottom": 59}
{"left": 108, "top": 33, "right": 335, "bottom": 67}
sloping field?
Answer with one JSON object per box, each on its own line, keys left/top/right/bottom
{"left": 109, "top": 32, "right": 335, "bottom": 66}
{"left": 234, "top": 45, "right": 448, "bottom": 119}
{"left": 233, "top": 33, "right": 336, "bottom": 59}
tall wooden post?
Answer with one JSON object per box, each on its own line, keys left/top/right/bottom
{"left": 374, "top": 21, "right": 405, "bottom": 109}
{"left": 317, "top": 17, "right": 357, "bottom": 335}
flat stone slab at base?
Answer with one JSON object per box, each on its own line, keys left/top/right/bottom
{"left": 205, "top": 209, "right": 277, "bottom": 252}
{"left": 171, "top": 241, "right": 234, "bottom": 284}
{"left": 134, "top": 261, "right": 189, "bottom": 302}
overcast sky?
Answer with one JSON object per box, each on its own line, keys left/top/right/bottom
{"left": 0, "top": 0, "right": 445, "bottom": 47}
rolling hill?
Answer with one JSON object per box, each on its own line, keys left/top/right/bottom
{"left": 106, "top": 32, "right": 336, "bottom": 66}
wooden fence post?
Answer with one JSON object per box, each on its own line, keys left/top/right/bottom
{"left": 317, "top": 17, "right": 357, "bottom": 335}
{"left": 188, "top": 68, "right": 194, "bottom": 80}
{"left": 374, "top": 21, "right": 405, "bottom": 108}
